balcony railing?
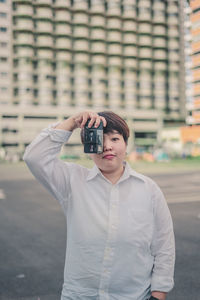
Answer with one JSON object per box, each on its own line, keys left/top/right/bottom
{"left": 36, "top": 35, "right": 54, "bottom": 48}
{"left": 55, "top": 10, "right": 70, "bottom": 22}
{"left": 54, "top": 0, "right": 70, "bottom": 8}
{"left": 35, "top": 7, "right": 52, "bottom": 19}
{"left": 14, "top": 4, "right": 33, "bottom": 16}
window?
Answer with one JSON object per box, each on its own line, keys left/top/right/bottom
{"left": 1, "top": 87, "right": 8, "bottom": 92}
{"left": 0, "top": 42, "right": 7, "bottom": 47}
{"left": 0, "top": 57, "right": 8, "bottom": 62}
{"left": 0, "top": 72, "right": 7, "bottom": 77}
{"left": 0, "top": 12, "right": 7, "bottom": 18}
{"left": 0, "top": 27, "right": 7, "bottom": 32}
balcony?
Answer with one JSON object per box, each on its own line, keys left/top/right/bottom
{"left": 73, "top": 52, "right": 89, "bottom": 64}
{"left": 55, "top": 10, "right": 70, "bottom": 22}
{"left": 73, "top": 26, "right": 88, "bottom": 38}
{"left": 139, "top": 47, "right": 152, "bottom": 59}
{"left": 56, "top": 51, "right": 71, "bottom": 61}
{"left": 107, "top": 3, "right": 121, "bottom": 16}
{"left": 90, "top": 28, "right": 105, "bottom": 40}
{"left": 123, "top": 20, "right": 137, "bottom": 32}
{"left": 167, "top": 15, "right": 179, "bottom": 25}
{"left": 90, "top": 15, "right": 105, "bottom": 27}
{"left": 138, "top": 0, "right": 151, "bottom": 8}
{"left": 123, "top": 45, "right": 137, "bottom": 56}
{"left": 138, "top": 8, "right": 151, "bottom": 22}
{"left": 16, "top": 60, "right": 32, "bottom": 72}
{"left": 108, "top": 56, "right": 122, "bottom": 66}
{"left": 17, "top": 46, "right": 34, "bottom": 57}
{"left": 36, "top": 35, "right": 53, "bottom": 48}
{"left": 138, "top": 23, "right": 151, "bottom": 34}
{"left": 153, "top": 37, "right": 166, "bottom": 48}
{"left": 35, "top": 7, "right": 52, "bottom": 19}
{"left": 14, "top": 18, "right": 33, "bottom": 31}
{"left": 73, "top": 39, "right": 89, "bottom": 52}
{"left": 55, "top": 23, "right": 71, "bottom": 35}
{"left": 153, "top": 25, "right": 166, "bottom": 36}
{"left": 72, "top": 0, "right": 88, "bottom": 10}
{"left": 14, "top": 4, "right": 33, "bottom": 17}
{"left": 138, "top": 35, "right": 152, "bottom": 46}
{"left": 124, "top": 57, "right": 137, "bottom": 68}
{"left": 139, "top": 60, "right": 152, "bottom": 69}
{"left": 153, "top": 11, "right": 166, "bottom": 24}
{"left": 152, "top": 2, "right": 165, "bottom": 10}
{"left": 14, "top": 33, "right": 34, "bottom": 45}
{"left": 107, "top": 30, "right": 121, "bottom": 43}
{"left": 54, "top": 0, "right": 70, "bottom": 8}
{"left": 90, "top": 1, "right": 104, "bottom": 14}
{"left": 91, "top": 54, "right": 106, "bottom": 65}
{"left": 73, "top": 12, "right": 88, "bottom": 24}
{"left": 154, "top": 62, "right": 167, "bottom": 71}
{"left": 169, "top": 62, "right": 180, "bottom": 72}
{"left": 168, "top": 28, "right": 179, "bottom": 38}
{"left": 168, "top": 51, "right": 179, "bottom": 61}
{"left": 153, "top": 50, "right": 167, "bottom": 60}
{"left": 107, "top": 18, "right": 121, "bottom": 30}
{"left": 34, "top": 0, "right": 52, "bottom": 5}
{"left": 139, "top": 88, "right": 151, "bottom": 97}
{"left": 123, "top": 5, "right": 137, "bottom": 18}
{"left": 108, "top": 44, "right": 121, "bottom": 55}
{"left": 55, "top": 37, "right": 71, "bottom": 49}
{"left": 91, "top": 41, "right": 106, "bottom": 53}
{"left": 37, "top": 49, "right": 53, "bottom": 59}
{"left": 36, "top": 20, "right": 53, "bottom": 34}
{"left": 123, "top": 32, "right": 137, "bottom": 44}
{"left": 168, "top": 39, "right": 179, "bottom": 49}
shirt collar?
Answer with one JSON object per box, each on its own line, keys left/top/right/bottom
{"left": 86, "top": 161, "right": 145, "bottom": 183}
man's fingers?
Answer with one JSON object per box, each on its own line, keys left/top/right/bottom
{"left": 75, "top": 111, "right": 107, "bottom": 129}
{"left": 80, "top": 114, "right": 89, "bottom": 128}
{"left": 100, "top": 116, "right": 107, "bottom": 127}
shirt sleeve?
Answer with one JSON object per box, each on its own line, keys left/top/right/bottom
{"left": 23, "top": 123, "right": 73, "bottom": 212}
{"left": 150, "top": 181, "right": 175, "bottom": 293}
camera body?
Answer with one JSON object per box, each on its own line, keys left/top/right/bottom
{"left": 83, "top": 119, "right": 103, "bottom": 154}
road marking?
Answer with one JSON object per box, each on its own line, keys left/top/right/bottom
{"left": 16, "top": 273, "right": 25, "bottom": 279}
{"left": 0, "top": 189, "right": 6, "bottom": 200}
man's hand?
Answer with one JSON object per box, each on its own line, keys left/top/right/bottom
{"left": 55, "top": 111, "right": 106, "bottom": 132}
{"left": 151, "top": 291, "right": 167, "bottom": 300}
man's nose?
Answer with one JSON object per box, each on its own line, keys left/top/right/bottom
{"left": 103, "top": 139, "right": 112, "bottom": 151}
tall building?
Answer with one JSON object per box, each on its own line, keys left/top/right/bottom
{"left": 0, "top": 0, "right": 12, "bottom": 105}
{"left": 190, "top": 0, "right": 200, "bottom": 124}
{"left": 0, "top": 0, "right": 186, "bottom": 158}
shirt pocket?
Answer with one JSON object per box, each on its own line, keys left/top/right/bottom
{"left": 127, "top": 209, "right": 153, "bottom": 250}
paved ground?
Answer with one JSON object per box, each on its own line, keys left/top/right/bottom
{"left": 0, "top": 164, "right": 200, "bottom": 300}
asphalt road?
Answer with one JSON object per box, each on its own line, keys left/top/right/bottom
{"left": 0, "top": 166, "right": 200, "bottom": 300}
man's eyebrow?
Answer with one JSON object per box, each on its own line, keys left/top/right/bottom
{"left": 107, "top": 130, "right": 120, "bottom": 135}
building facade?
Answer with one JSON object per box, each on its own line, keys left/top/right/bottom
{"left": 190, "top": 0, "right": 200, "bottom": 125}
{"left": 0, "top": 0, "right": 186, "bottom": 159}
{"left": 0, "top": 0, "right": 12, "bottom": 105}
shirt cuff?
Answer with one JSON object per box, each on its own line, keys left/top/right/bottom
{"left": 45, "top": 122, "right": 73, "bottom": 143}
{"left": 151, "top": 274, "right": 174, "bottom": 293}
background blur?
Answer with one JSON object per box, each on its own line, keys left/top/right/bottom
{"left": 0, "top": 1, "right": 200, "bottom": 300}
{"left": 0, "top": 0, "right": 200, "bottom": 162}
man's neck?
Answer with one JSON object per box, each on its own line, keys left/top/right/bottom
{"left": 101, "top": 165, "right": 125, "bottom": 184}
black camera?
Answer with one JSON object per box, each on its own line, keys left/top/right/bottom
{"left": 83, "top": 119, "right": 103, "bottom": 154}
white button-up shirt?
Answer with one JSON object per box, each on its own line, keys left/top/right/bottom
{"left": 23, "top": 125, "right": 175, "bottom": 300}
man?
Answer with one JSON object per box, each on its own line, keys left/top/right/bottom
{"left": 23, "top": 111, "right": 175, "bottom": 300}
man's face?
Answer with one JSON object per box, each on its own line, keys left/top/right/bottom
{"left": 89, "top": 130, "right": 127, "bottom": 175}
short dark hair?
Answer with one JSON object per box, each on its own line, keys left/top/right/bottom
{"left": 80, "top": 111, "right": 130, "bottom": 144}
{"left": 98, "top": 111, "right": 130, "bottom": 144}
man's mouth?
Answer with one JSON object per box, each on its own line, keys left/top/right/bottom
{"left": 103, "top": 154, "right": 116, "bottom": 160}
